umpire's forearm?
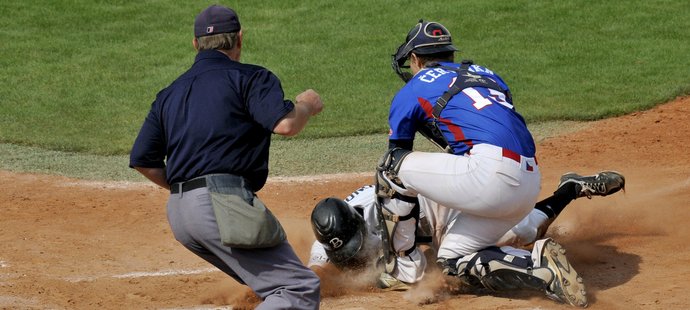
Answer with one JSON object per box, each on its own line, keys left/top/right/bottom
{"left": 273, "top": 103, "right": 313, "bottom": 137}
{"left": 134, "top": 167, "right": 169, "bottom": 190}
{"left": 274, "top": 89, "right": 323, "bottom": 137}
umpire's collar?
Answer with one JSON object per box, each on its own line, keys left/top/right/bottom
{"left": 195, "top": 49, "right": 235, "bottom": 63}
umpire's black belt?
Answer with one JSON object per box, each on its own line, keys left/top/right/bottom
{"left": 170, "top": 177, "right": 207, "bottom": 194}
{"left": 170, "top": 174, "right": 247, "bottom": 194}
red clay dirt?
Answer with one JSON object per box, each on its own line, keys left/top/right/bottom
{"left": 1, "top": 96, "right": 689, "bottom": 309}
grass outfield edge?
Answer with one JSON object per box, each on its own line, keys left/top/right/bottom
{"left": 0, "top": 120, "right": 588, "bottom": 182}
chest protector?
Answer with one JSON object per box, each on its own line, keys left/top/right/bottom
{"left": 419, "top": 60, "right": 513, "bottom": 153}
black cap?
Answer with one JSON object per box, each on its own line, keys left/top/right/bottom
{"left": 194, "top": 5, "right": 241, "bottom": 37}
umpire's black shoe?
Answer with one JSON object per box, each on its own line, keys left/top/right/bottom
{"left": 557, "top": 171, "right": 626, "bottom": 199}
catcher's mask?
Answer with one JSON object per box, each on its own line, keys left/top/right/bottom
{"left": 310, "top": 197, "right": 369, "bottom": 270}
{"left": 392, "top": 19, "right": 458, "bottom": 82}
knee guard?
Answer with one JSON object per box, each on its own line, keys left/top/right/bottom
{"left": 451, "top": 247, "right": 555, "bottom": 292}
{"left": 375, "top": 147, "right": 413, "bottom": 199}
{"left": 374, "top": 197, "right": 420, "bottom": 274}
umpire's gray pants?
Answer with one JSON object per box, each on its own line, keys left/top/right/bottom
{"left": 166, "top": 186, "right": 320, "bottom": 309}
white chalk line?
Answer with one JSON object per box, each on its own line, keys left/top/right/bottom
{"left": 58, "top": 172, "right": 370, "bottom": 190}
{"left": 66, "top": 267, "right": 234, "bottom": 309}
{"left": 64, "top": 267, "right": 219, "bottom": 282}
{"left": 266, "top": 172, "right": 370, "bottom": 183}
{"left": 1, "top": 259, "right": 229, "bottom": 308}
{"left": 112, "top": 267, "right": 219, "bottom": 279}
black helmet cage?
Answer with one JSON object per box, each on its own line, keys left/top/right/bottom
{"left": 391, "top": 20, "right": 424, "bottom": 83}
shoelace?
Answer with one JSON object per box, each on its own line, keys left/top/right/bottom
{"left": 580, "top": 181, "right": 606, "bottom": 198}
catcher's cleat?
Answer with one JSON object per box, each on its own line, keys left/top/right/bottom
{"left": 376, "top": 272, "right": 411, "bottom": 291}
{"left": 558, "top": 171, "right": 625, "bottom": 199}
{"left": 534, "top": 239, "right": 588, "bottom": 307}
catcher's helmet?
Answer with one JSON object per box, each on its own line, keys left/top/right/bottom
{"left": 392, "top": 20, "right": 458, "bottom": 82}
{"left": 310, "top": 197, "right": 368, "bottom": 269}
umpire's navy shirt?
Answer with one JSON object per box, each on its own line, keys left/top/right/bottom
{"left": 130, "top": 50, "right": 294, "bottom": 191}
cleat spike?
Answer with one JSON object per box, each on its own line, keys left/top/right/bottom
{"left": 534, "top": 238, "right": 588, "bottom": 307}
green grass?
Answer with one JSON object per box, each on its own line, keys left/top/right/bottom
{"left": 0, "top": 120, "right": 586, "bottom": 181}
{"left": 0, "top": 1, "right": 689, "bottom": 168}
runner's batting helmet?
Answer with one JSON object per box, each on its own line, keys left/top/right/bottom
{"left": 311, "top": 198, "right": 369, "bottom": 269}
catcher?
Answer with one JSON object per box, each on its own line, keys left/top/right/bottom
{"left": 309, "top": 171, "right": 625, "bottom": 307}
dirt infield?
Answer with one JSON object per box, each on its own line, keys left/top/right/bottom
{"left": 1, "top": 96, "right": 689, "bottom": 309}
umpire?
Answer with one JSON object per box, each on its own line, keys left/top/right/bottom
{"left": 130, "top": 5, "right": 321, "bottom": 309}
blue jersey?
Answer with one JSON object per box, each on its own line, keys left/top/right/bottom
{"left": 388, "top": 62, "right": 535, "bottom": 157}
